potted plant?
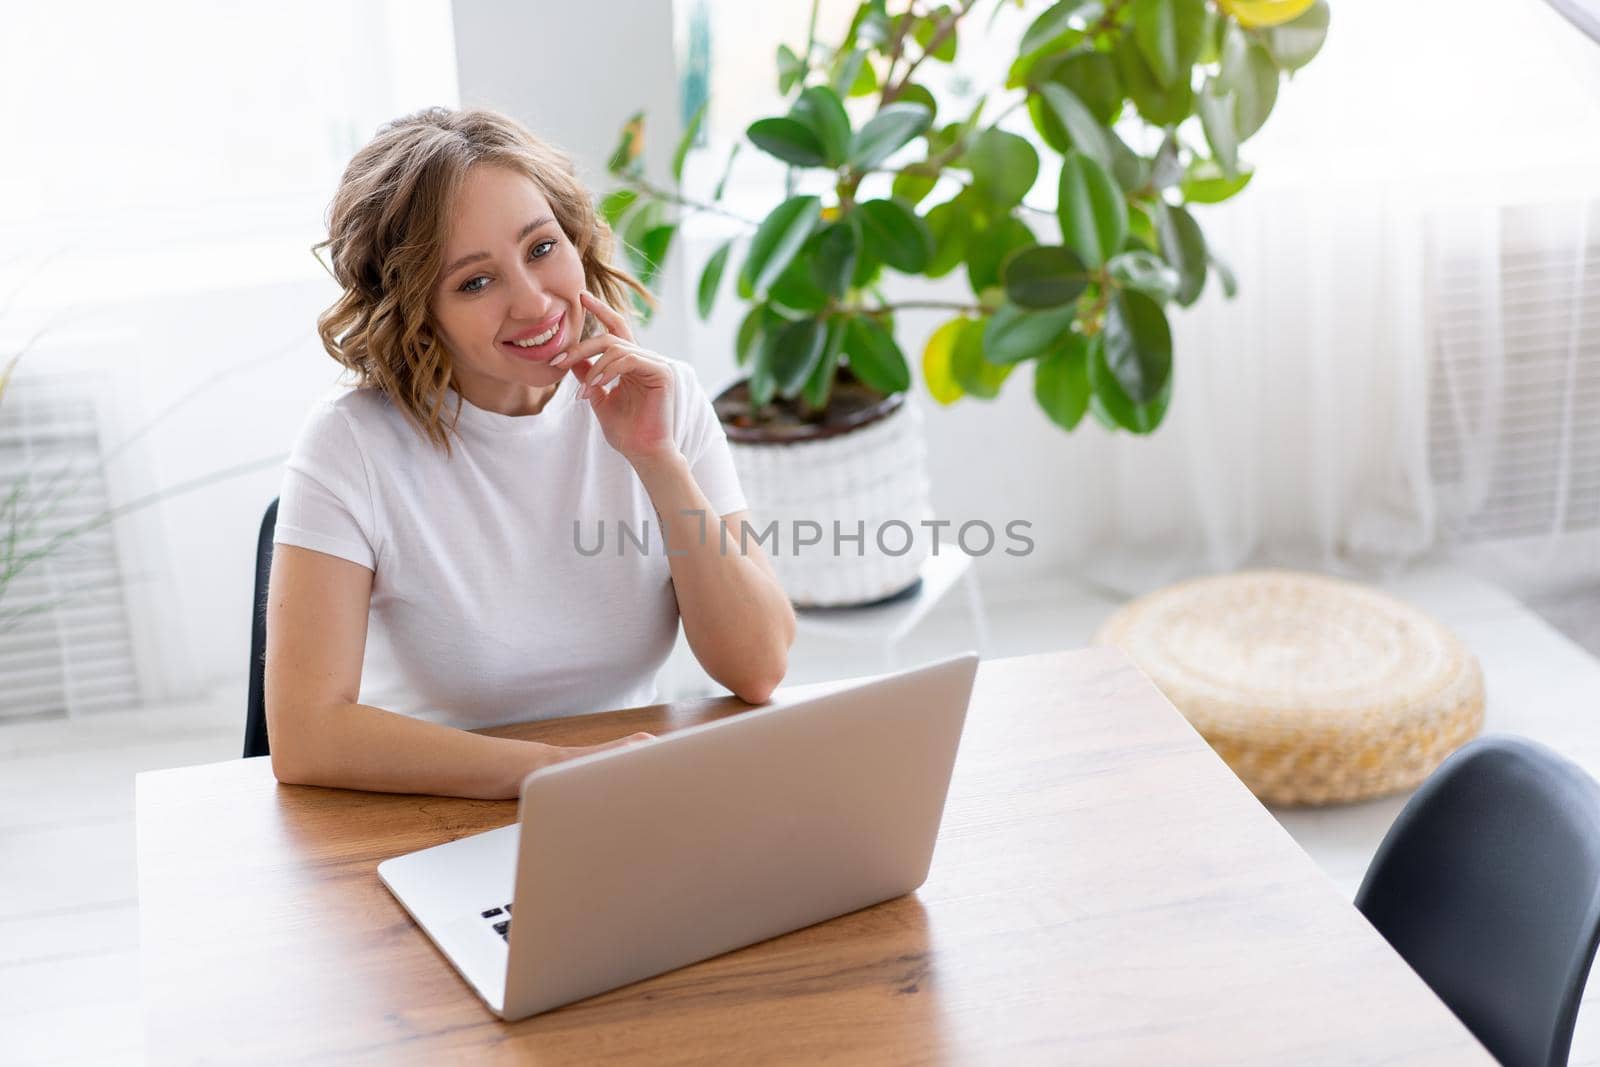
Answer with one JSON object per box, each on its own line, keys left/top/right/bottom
{"left": 604, "top": 0, "right": 1330, "bottom": 606}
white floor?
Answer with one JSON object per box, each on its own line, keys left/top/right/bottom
{"left": 2, "top": 561, "right": 1599, "bottom": 1064}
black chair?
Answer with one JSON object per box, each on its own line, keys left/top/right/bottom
{"left": 1355, "top": 734, "right": 1600, "bottom": 1067}
{"left": 243, "top": 498, "right": 278, "bottom": 759}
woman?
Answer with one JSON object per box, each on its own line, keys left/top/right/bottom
{"left": 266, "top": 106, "right": 795, "bottom": 799}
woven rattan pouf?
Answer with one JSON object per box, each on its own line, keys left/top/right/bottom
{"left": 1094, "top": 570, "right": 1485, "bottom": 806}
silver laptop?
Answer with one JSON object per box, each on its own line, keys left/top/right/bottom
{"left": 377, "top": 651, "right": 979, "bottom": 1021}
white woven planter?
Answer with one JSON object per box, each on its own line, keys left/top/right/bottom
{"left": 726, "top": 397, "right": 932, "bottom": 607}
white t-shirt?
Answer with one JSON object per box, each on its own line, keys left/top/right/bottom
{"left": 273, "top": 357, "right": 747, "bottom": 729}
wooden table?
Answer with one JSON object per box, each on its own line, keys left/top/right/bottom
{"left": 136, "top": 648, "right": 1492, "bottom": 1065}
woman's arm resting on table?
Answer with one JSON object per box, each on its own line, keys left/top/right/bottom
{"left": 632, "top": 456, "right": 796, "bottom": 704}
{"left": 264, "top": 544, "right": 650, "bottom": 798}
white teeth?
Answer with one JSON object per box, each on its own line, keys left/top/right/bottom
{"left": 511, "top": 321, "right": 559, "bottom": 347}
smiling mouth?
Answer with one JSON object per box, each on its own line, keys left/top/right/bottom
{"left": 502, "top": 314, "right": 565, "bottom": 360}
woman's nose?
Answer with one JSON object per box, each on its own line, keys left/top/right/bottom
{"left": 505, "top": 264, "right": 556, "bottom": 320}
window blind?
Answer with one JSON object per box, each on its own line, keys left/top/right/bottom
{"left": 0, "top": 367, "right": 140, "bottom": 721}
{"left": 1426, "top": 200, "right": 1600, "bottom": 543}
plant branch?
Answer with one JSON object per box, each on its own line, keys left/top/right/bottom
{"left": 619, "top": 175, "right": 761, "bottom": 229}
{"left": 0, "top": 452, "right": 288, "bottom": 598}
{"left": 1086, "top": 0, "right": 1132, "bottom": 40}
{"left": 860, "top": 300, "right": 987, "bottom": 316}
{"left": 881, "top": 0, "right": 979, "bottom": 106}
{"left": 8, "top": 326, "right": 311, "bottom": 553}
{"left": 878, "top": 6, "right": 917, "bottom": 106}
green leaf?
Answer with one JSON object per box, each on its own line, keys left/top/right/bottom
{"left": 965, "top": 215, "right": 1036, "bottom": 293}
{"left": 770, "top": 317, "right": 828, "bottom": 396}
{"left": 770, "top": 240, "right": 831, "bottom": 313}
{"left": 848, "top": 53, "right": 879, "bottom": 96}
{"left": 735, "top": 303, "right": 771, "bottom": 368}
{"left": 1210, "top": 249, "right": 1239, "bottom": 298}
{"left": 895, "top": 83, "right": 938, "bottom": 124}
{"left": 713, "top": 142, "right": 742, "bottom": 201}
{"left": 1218, "top": 24, "right": 1278, "bottom": 141}
{"left": 697, "top": 239, "right": 732, "bottom": 320}
{"left": 1155, "top": 201, "right": 1207, "bottom": 306}
{"left": 1020, "top": 0, "right": 1093, "bottom": 55}
{"left": 1002, "top": 245, "right": 1090, "bottom": 309}
{"left": 1034, "top": 331, "right": 1092, "bottom": 430}
{"left": 777, "top": 43, "right": 805, "bottom": 95}
{"left": 1151, "top": 132, "right": 1183, "bottom": 190}
{"left": 1108, "top": 250, "right": 1180, "bottom": 302}
{"left": 912, "top": 8, "right": 958, "bottom": 61}
{"left": 951, "top": 316, "right": 1013, "bottom": 398}
{"left": 1089, "top": 335, "right": 1171, "bottom": 433}
{"left": 921, "top": 317, "right": 967, "bottom": 404}
{"left": 1102, "top": 288, "right": 1172, "bottom": 404}
{"left": 812, "top": 217, "right": 861, "bottom": 298}
{"left": 1196, "top": 80, "right": 1239, "bottom": 177}
{"left": 1128, "top": 203, "right": 1159, "bottom": 251}
{"left": 620, "top": 197, "right": 665, "bottom": 249}
{"left": 1036, "top": 83, "right": 1112, "bottom": 172}
{"left": 1042, "top": 51, "right": 1122, "bottom": 124}
{"left": 673, "top": 101, "right": 706, "bottom": 183}
{"left": 830, "top": 48, "right": 867, "bottom": 98}
{"left": 844, "top": 316, "right": 911, "bottom": 394}
{"left": 892, "top": 167, "right": 939, "bottom": 207}
{"left": 966, "top": 128, "right": 1040, "bottom": 213}
{"left": 1132, "top": 0, "right": 1206, "bottom": 89}
{"left": 791, "top": 85, "right": 852, "bottom": 167}
{"left": 850, "top": 0, "right": 893, "bottom": 49}
{"left": 1108, "top": 129, "right": 1151, "bottom": 194}
{"left": 1199, "top": 5, "right": 1223, "bottom": 64}
{"left": 924, "top": 197, "right": 969, "bottom": 278}
{"left": 983, "top": 303, "right": 1078, "bottom": 365}
{"left": 1180, "top": 158, "right": 1253, "bottom": 203}
{"left": 849, "top": 102, "right": 934, "bottom": 169}
{"left": 741, "top": 195, "right": 823, "bottom": 296}
{"left": 1262, "top": 0, "right": 1330, "bottom": 72}
{"left": 857, "top": 198, "right": 932, "bottom": 273}
{"left": 749, "top": 357, "right": 777, "bottom": 407}
{"left": 607, "top": 112, "right": 645, "bottom": 175}
{"left": 638, "top": 224, "right": 675, "bottom": 288}
{"left": 851, "top": 242, "right": 882, "bottom": 289}
{"left": 747, "top": 117, "right": 828, "bottom": 167}
{"left": 804, "top": 318, "right": 847, "bottom": 409}
{"left": 1114, "top": 32, "right": 1193, "bottom": 126}
{"left": 598, "top": 188, "right": 638, "bottom": 232}
{"left": 1056, "top": 151, "right": 1127, "bottom": 268}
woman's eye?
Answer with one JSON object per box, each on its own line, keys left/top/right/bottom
{"left": 457, "top": 239, "right": 559, "bottom": 293}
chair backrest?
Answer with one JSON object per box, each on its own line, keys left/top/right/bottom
{"left": 1355, "top": 734, "right": 1600, "bottom": 1067}
{"left": 243, "top": 498, "right": 278, "bottom": 759}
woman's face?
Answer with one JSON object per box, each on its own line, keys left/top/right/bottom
{"left": 430, "top": 164, "right": 588, "bottom": 416}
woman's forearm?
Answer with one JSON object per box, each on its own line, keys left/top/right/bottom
{"left": 632, "top": 453, "right": 795, "bottom": 702}
{"left": 269, "top": 699, "right": 555, "bottom": 799}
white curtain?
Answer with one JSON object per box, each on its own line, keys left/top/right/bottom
{"left": 1052, "top": 0, "right": 1600, "bottom": 599}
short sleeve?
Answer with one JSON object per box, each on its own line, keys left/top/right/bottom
{"left": 274, "top": 397, "right": 379, "bottom": 570}
{"left": 672, "top": 360, "right": 748, "bottom": 518}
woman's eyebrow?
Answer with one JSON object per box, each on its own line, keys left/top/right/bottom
{"left": 442, "top": 215, "right": 556, "bottom": 276}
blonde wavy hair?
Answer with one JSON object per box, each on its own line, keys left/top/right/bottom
{"left": 311, "top": 106, "right": 653, "bottom": 451}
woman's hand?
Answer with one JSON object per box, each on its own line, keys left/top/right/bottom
{"left": 529, "top": 731, "right": 656, "bottom": 773}
{"left": 551, "top": 291, "right": 680, "bottom": 468}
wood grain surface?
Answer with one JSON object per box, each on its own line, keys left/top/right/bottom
{"left": 135, "top": 648, "right": 1492, "bottom": 1065}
